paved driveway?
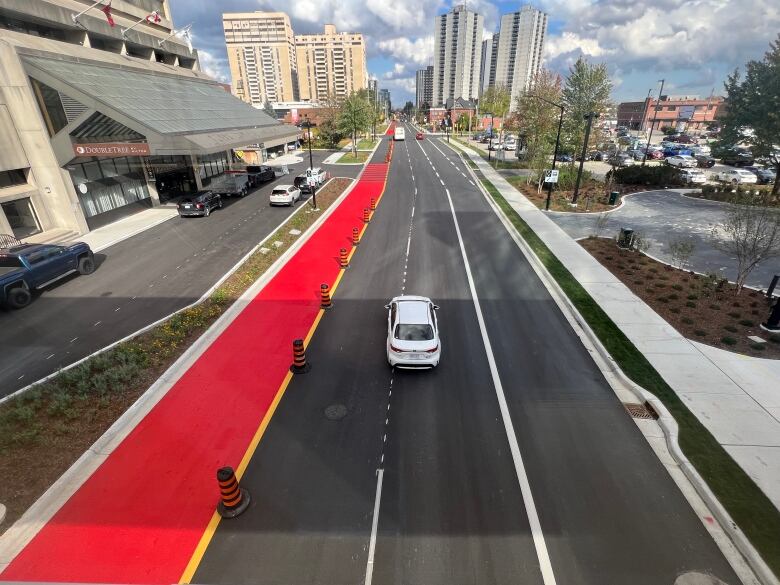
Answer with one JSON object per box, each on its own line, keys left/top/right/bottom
{"left": 547, "top": 189, "right": 779, "bottom": 289}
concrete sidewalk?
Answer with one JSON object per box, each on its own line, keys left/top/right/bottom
{"left": 66, "top": 207, "right": 178, "bottom": 252}
{"left": 457, "top": 143, "right": 780, "bottom": 513}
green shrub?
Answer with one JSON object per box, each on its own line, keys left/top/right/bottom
{"left": 728, "top": 312, "right": 741, "bottom": 318}
{"left": 769, "top": 334, "right": 780, "bottom": 344}
{"left": 670, "top": 307, "right": 680, "bottom": 314}
{"left": 686, "top": 301, "right": 697, "bottom": 308}
{"left": 750, "top": 343, "right": 766, "bottom": 351}
{"left": 721, "top": 336, "right": 738, "bottom": 345}
{"left": 634, "top": 280, "right": 644, "bottom": 285}
{"left": 658, "top": 297, "right": 669, "bottom": 303}
{"left": 668, "top": 293, "right": 679, "bottom": 300}
{"left": 694, "top": 329, "right": 707, "bottom": 337}
{"left": 723, "top": 325, "right": 738, "bottom": 333}
{"left": 672, "top": 284, "right": 684, "bottom": 291}
{"left": 688, "top": 294, "right": 699, "bottom": 300}
{"left": 654, "top": 282, "right": 666, "bottom": 288}
{"left": 682, "top": 317, "right": 694, "bottom": 325}
{"left": 739, "top": 319, "right": 755, "bottom": 327}
{"left": 710, "top": 304, "right": 721, "bottom": 310}
{"left": 606, "top": 164, "right": 686, "bottom": 187}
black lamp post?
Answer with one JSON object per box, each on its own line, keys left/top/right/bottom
{"left": 642, "top": 79, "right": 665, "bottom": 166}
{"left": 572, "top": 112, "right": 599, "bottom": 205}
{"left": 484, "top": 112, "right": 494, "bottom": 162}
{"left": 302, "top": 115, "right": 316, "bottom": 209}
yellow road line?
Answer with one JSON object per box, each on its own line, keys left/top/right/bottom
{"left": 179, "top": 160, "right": 392, "bottom": 584}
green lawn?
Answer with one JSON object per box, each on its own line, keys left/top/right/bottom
{"left": 336, "top": 151, "right": 370, "bottom": 164}
{"left": 474, "top": 172, "right": 780, "bottom": 578}
{"left": 356, "top": 139, "right": 379, "bottom": 150}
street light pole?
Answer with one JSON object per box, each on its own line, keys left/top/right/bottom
{"left": 485, "top": 112, "right": 494, "bottom": 163}
{"left": 572, "top": 112, "right": 599, "bottom": 205}
{"left": 523, "top": 94, "right": 565, "bottom": 212}
{"left": 304, "top": 117, "right": 316, "bottom": 209}
{"left": 642, "top": 79, "right": 665, "bottom": 166}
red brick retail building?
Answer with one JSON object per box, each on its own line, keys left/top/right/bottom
{"left": 617, "top": 95, "right": 724, "bottom": 132}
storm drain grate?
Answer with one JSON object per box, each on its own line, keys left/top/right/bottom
{"left": 625, "top": 402, "right": 659, "bottom": 420}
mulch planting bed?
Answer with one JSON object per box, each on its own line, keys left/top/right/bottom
{"left": 0, "top": 178, "right": 352, "bottom": 532}
{"left": 508, "top": 178, "right": 656, "bottom": 213}
{"left": 580, "top": 237, "right": 780, "bottom": 358}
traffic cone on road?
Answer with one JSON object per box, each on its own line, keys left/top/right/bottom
{"left": 216, "top": 466, "right": 250, "bottom": 519}
{"left": 290, "top": 338, "right": 311, "bottom": 373}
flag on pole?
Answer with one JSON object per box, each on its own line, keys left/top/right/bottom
{"left": 146, "top": 10, "right": 161, "bottom": 24}
{"left": 100, "top": 0, "right": 115, "bottom": 27}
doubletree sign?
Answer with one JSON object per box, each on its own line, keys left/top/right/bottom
{"left": 72, "top": 142, "right": 151, "bottom": 157}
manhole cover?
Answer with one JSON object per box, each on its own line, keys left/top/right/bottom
{"left": 625, "top": 402, "right": 658, "bottom": 420}
{"left": 324, "top": 404, "right": 348, "bottom": 421}
{"left": 674, "top": 572, "right": 730, "bottom": 585}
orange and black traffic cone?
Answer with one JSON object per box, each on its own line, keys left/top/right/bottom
{"left": 290, "top": 338, "right": 310, "bottom": 373}
{"left": 339, "top": 247, "right": 349, "bottom": 269}
{"left": 216, "top": 466, "right": 250, "bottom": 518}
{"left": 320, "top": 283, "right": 332, "bottom": 309}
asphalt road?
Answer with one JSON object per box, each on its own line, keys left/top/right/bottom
{"left": 0, "top": 150, "right": 361, "bottom": 398}
{"left": 193, "top": 127, "right": 740, "bottom": 584}
{"left": 547, "top": 190, "right": 779, "bottom": 289}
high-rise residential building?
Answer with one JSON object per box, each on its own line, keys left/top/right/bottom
{"left": 378, "top": 89, "right": 391, "bottom": 118}
{"left": 432, "top": 5, "right": 484, "bottom": 107}
{"left": 0, "top": 0, "right": 295, "bottom": 239}
{"left": 222, "top": 12, "right": 299, "bottom": 106}
{"left": 415, "top": 66, "right": 433, "bottom": 108}
{"left": 479, "top": 34, "right": 499, "bottom": 96}
{"left": 368, "top": 78, "right": 378, "bottom": 106}
{"left": 295, "top": 24, "right": 367, "bottom": 102}
{"left": 493, "top": 5, "right": 547, "bottom": 111}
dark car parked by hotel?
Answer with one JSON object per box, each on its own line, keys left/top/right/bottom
{"left": 245, "top": 165, "right": 276, "bottom": 187}
{"left": 696, "top": 155, "right": 717, "bottom": 168}
{"left": 177, "top": 191, "right": 222, "bottom": 217}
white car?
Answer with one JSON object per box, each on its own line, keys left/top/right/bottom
{"left": 666, "top": 155, "right": 698, "bottom": 168}
{"left": 716, "top": 169, "right": 758, "bottom": 184}
{"left": 680, "top": 169, "right": 707, "bottom": 184}
{"left": 306, "top": 167, "right": 327, "bottom": 186}
{"left": 269, "top": 184, "right": 301, "bottom": 206}
{"left": 385, "top": 295, "right": 441, "bottom": 369}
{"left": 503, "top": 140, "right": 516, "bottom": 151}
{"left": 690, "top": 144, "right": 711, "bottom": 156}
{"left": 394, "top": 127, "right": 405, "bottom": 141}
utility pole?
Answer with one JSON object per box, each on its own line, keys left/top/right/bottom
{"left": 642, "top": 79, "right": 665, "bottom": 166}
{"left": 572, "top": 112, "right": 599, "bottom": 205}
{"left": 303, "top": 115, "right": 316, "bottom": 209}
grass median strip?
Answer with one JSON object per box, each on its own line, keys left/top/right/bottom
{"left": 475, "top": 172, "right": 780, "bottom": 577}
{"left": 336, "top": 151, "right": 370, "bottom": 164}
{"left": 0, "top": 178, "right": 352, "bottom": 533}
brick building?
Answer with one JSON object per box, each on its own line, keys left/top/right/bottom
{"left": 617, "top": 95, "right": 724, "bottom": 132}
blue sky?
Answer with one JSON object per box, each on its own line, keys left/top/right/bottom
{"left": 171, "top": 0, "right": 780, "bottom": 107}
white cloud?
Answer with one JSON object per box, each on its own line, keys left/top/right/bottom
{"left": 383, "top": 63, "right": 408, "bottom": 79}
{"left": 382, "top": 76, "right": 416, "bottom": 96}
{"left": 196, "top": 48, "right": 230, "bottom": 83}
{"left": 376, "top": 37, "right": 434, "bottom": 67}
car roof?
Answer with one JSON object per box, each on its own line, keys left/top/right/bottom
{"left": 396, "top": 299, "right": 431, "bottom": 324}
{"left": 0, "top": 243, "right": 41, "bottom": 254}
{"left": 274, "top": 184, "right": 294, "bottom": 189}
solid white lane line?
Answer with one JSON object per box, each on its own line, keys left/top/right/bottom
{"left": 69, "top": 337, "right": 78, "bottom": 343}
{"left": 443, "top": 187, "right": 558, "bottom": 585}
{"left": 364, "top": 468, "right": 385, "bottom": 585}
{"left": 46, "top": 354, "right": 55, "bottom": 360}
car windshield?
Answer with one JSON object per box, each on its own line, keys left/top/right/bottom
{"left": 394, "top": 323, "right": 434, "bottom": 341}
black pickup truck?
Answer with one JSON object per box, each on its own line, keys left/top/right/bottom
{"left": 0, "top": 242, "right": 95, "bottom": 309}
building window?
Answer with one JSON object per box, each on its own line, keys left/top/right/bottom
{"left": 0, "top": 168, "right": 29, "bottom": 189}
{"left": 66, "top": 156, "right": 150, "bottom": 219}
{"left": 1, "top": 198, "right": 41, "bottom": 238}
{"left": 30, "top": 78, "right": 68, "bottom": 136}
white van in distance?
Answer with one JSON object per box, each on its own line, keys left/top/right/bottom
{"left": 394, "top": 127, "right": 405, "bottom": 141}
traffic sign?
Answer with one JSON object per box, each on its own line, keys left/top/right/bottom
{"left": 544, "top": 169, "right": 560, "bottom": 183}
{"left": 307, "top": 176, "right": 317, "bottom": 187}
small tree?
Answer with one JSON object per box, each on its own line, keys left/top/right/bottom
{"left": 593, "top": 212, "right": 609, "bottom": 238}
{"left": 668, "top": 237, "right": 696, "bottom": 270}
{"left": 561, "top": 57, "right": 613, "bottom": 154}
{"left": 481, "top": 85, "right": 511, "bottom": 165}
{"left": 516, "top": 69, "right": 563, "bottom": 184}
{"left": 712, "top": 195, "right": 780, "bottom": 293}
{"left": 339, "top": 90, "right": 372, "bottom": 156}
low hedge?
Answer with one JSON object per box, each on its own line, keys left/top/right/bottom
{"left": 606, "top": 164, "right": 686, "bottom": 187}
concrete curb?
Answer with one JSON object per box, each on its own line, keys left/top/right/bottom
{"left": 68, "top": 211, "right": 179, "bottom": 253}
{"left": 0, "top": 172, "right": 368, "bottom": 570}
{"left": 455, "top": 145, "right": 778, "bottom": 585}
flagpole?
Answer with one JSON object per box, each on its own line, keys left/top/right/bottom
{"left": 158, "top": 24, "right": 192, "bottom": 52}
{"left": 70, "top": 0, "right": 104, "bottom": 28}
{"left": 122, "top": 11, "right": 160, "bottom": 38}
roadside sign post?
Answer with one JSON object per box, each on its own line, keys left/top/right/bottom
{"left": 544, "top": 169, "right": 559, "bottom": 183}
{"left": 306, "top": 171, "right": 318, "bottom": 210}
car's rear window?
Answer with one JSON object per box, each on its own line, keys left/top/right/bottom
{"left": 272, "top": 188, "right": 288, "bottom": 195}
{"left": 0, "top": 256, "right": 23, "bottom": 268}
{"left": 395, "top": 324, "right": 433, "bottom": 341}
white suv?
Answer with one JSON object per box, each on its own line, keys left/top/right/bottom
{"left": 386, "top": 295, "right": 441, "bottom": 369}
{"left": 716, "top": 169, "right": 757, "bottom": 184}
{"left": 306, "top": 167, "right": 327, "bottom": 186}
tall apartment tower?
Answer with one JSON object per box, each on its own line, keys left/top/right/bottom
{"left": 223, "top": 12, "right": 299, "bottom": 106}
{"left": 493, "top": 5, "right": 547, "bottom": 111}
{"left": 295, "top": 24, "right": 367, "bottom": 102}
{"left": 432, "top": 5, "right": 484, "bottom": 107}
{"left": 479, "top": 34, "right": 499, "bottom": 96}
{"left": 415, "top": 65, "right": 433, "bottom": 108}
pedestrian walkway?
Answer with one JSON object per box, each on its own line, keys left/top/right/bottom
{"left": 66, "top": 207, "right": 178, "bottom": 252}
{"left": 0, "top": 162, "right": 389, "bottom": 583}
{"left": 456, "top": 143, "right": 780, "bottom": 513}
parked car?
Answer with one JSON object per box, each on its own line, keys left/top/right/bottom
{"left": 385, "top": 295, "right": 440, "bottom": 369}
{"left": 720, "top": 148, "right": 754, "bottom": 167}
{"left": 0, "top": 242, "right": 95, "bottom": 309}
{"left": 270, "top": 184, "right": 301, "bottom": 206}
{"left": 645, "top": 149, "right": 664, "bottom": 160}
{"left": 695, "top": 155, "right": 717, "bottom": 168}
{"left": 293, "top": 174, "right": 311, "bottom": 194}
{"left": 680, "top": 169, "right": 707, "bottom": 184}
{"left": 744, "top": 166, "right": 776, "bottom": 184}
{"left": 608, "top": 153, "right": 635, "bottom": 167}
{"left": 244, "top": 165, "right": 275, "bottom": 187}
{"left": 416, "top": 132, "right": 424, "bottom": 140}
{"left": 209, "top": 170, "right": 250, "bottom": 197}
{"left": 588, "top": 151, "right": 606, "bottom": 161}
{"left": 305, "top": 167, "right": 327, "bottom": 187}
{"left": 178, "top": 191, "right": 222, "bottom": 217}
{"left": 689, "top": 144, "right": 711, "bottom": 156}
{"left": 669, "top": 134, "right": 697, "bottom": 144}
{"left": 716, "top": 168, "right": 758, "bottom": 184}
{"left": 666, "top": 155, "right": 698, "bottom": 168}
{"left": 555, "top": 153, "right": 574, "bottom": 162}
{"left": 503, "top": 140, "right": 516, "bottom": 151}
